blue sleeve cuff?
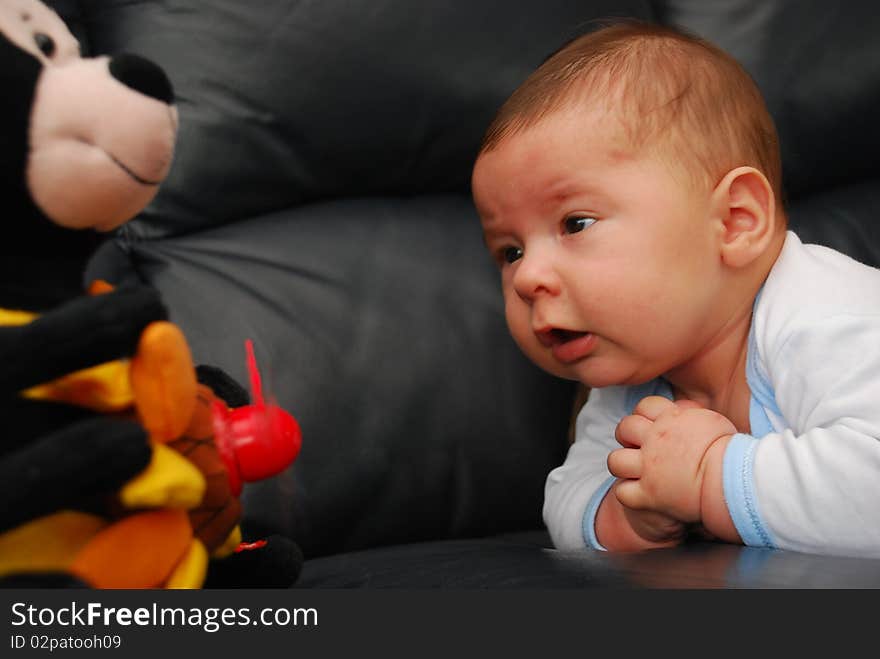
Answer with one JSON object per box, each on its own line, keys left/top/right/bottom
{"left": 723, "top": 433, "right": 776, "bottom": 549}
{"left": 582, "top": 476, "right": 616, "bottom": 551}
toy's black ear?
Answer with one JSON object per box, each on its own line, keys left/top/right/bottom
{"left": 196, "top": 365, "right": 251, "bottom": 407}
{"left": 0, "top": 36, "right": 40, "bottom": 198}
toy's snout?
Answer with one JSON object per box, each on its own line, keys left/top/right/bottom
{"left": 26, "top": 53, "right": 179, "bottom": 232}
{"left": 109, "top": 53, "right": 174, "bottom": 106}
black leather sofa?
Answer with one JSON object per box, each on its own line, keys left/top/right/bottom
{"left": 53, "top": 0, "right": 880, "bottom": 587}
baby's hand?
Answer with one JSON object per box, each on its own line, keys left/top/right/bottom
{"left": 608, "top": 396, "right": 736, "bottom": 524}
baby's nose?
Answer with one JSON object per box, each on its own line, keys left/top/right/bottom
{"left": 512, "top": 251, "right": 561, "bottom": 302}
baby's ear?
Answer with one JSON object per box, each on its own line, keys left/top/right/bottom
{"left": 711, "top": 166, "right": 778, "bottom": 268}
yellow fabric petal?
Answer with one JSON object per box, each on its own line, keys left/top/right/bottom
{"left": 0, "top": 511, "right": 107, "bottom": 577}
{"left": 22, "top": 360, "right": 134, "bottom": 412}
{"left": 2, "top": 306, "right": 135, "bottom": 412}
{"left": 0, "top": 308, "right": 38, "bottom": 325}
{"left": 164, "top": 539, "right": 208, "bottom": 589}
{"left": 211, "top": 525, "right": 242, "bottom": 559}
{"left": 119, "top": 443, "right": 206, "bottom": 509}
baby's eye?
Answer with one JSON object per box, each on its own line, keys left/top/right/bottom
{"left": 564, "top": 216, "right": 597, "bottom": 234}
{"left": 499, "top": 246, "right": 523, "bottom": 265}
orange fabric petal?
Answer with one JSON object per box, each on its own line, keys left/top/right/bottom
{"left": 131, "top": 321, "right": 197, "bottom": 443}
{"left": 70, "top": 509, "right": 193, "bottom": 589}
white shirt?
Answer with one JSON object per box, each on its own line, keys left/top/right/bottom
{"left": 544, "top": 232, "right": 880, "bottom": 558}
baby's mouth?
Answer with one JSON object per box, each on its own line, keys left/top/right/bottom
{"left": 535, "top": 327, "right": 596, "bottom": 363}
{"left": 535, "top": 327, "right": 586, "bottom": 347}
{"left": 552, "top": 329, "right": 586, "bottom": 344}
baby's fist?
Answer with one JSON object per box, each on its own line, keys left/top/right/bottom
{"left": 611, "top": 396, "right": 736, "bottom": 523}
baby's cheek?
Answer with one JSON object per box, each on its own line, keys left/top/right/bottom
{"left": 504, "top": 298, "right": 530, "bottom": 341}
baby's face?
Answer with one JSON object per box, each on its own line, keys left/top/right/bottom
{"left": 473, "top": 107, "right": 727, "bottom": 387}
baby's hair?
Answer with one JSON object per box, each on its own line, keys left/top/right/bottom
{"left": 480, "top": 20, "right": 783, "bottom": 205}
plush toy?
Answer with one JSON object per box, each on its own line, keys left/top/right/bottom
{"left": 0, "top": 0, "right": 303, "bottom": 588}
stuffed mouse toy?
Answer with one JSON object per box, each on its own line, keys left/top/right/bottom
{"left": 0, "top": 0, "right": 303, "bottom": 588}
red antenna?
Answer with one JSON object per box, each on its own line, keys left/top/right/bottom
{"left": 245, "top": 339, "right": 264, "bottom": 405}
{"left": 212, "top": 340, "right": 302, "bottom": 495}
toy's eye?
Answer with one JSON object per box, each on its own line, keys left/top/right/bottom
{"left": 564, "top": 216, "right": 597, "bottom": 234}
{"left": 34, "top": 32, "right": 55, "bottom": 57}
{"left": 501, "top": 246, "right": 523, "bottom": 265}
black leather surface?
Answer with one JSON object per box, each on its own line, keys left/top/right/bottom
{"left": 298, "top": 532, "right": 880, "bottom": 588}
{"left": 661, "top": 1, "right": 880, "bottom": 203}
{"left": 789, "top": 180, "right": 880, "bottom": 269}
{"left": 76, "top": 0, "right": 651, "bottom": 238}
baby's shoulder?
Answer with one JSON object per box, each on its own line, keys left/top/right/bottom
{"left": 753, "top": 232, "right": 880, "bottom": 369}
{"left": 758, "top": 232, "right": 880, "bottom": 326}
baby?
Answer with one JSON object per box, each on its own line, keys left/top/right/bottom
{"left": 471, "top": 22, "right": 880, "bottom": 558}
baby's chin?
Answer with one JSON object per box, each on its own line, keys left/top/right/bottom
{"left": 565, "top": 359, "right": 658, "bottom": 390}
{"left": 518, "top": 335, "right": 659, "bottom": 388}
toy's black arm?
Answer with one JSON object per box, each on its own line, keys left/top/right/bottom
{"left": 0, "top": 285, "right": 167, "bottom": 394}
{"left": 0, "top": 396, "right": 94, "bottom": 454}
{"left": 0, "top": 414, "right": 150, "bottom": 533}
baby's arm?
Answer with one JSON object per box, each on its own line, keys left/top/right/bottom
{"left": 727, "top": 313, "right": 880, "bottom": 557}
{"left": 544, "top": 385, "right": 686, "bottom": 551}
